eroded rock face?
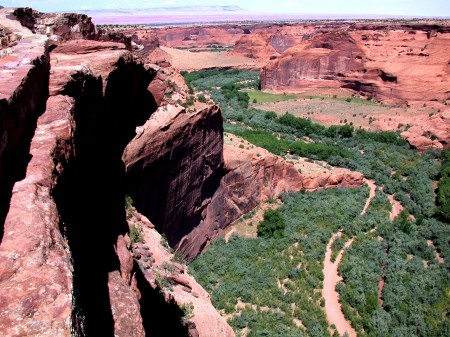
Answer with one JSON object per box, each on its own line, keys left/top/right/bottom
{"left": 126, "top": 209, "right": 235, "bottom": 337}
{"left": 257, "top": 22, "right": 450, "bottom": 105}
{"left": 13, "top": 7, "right": 97, "bottom": 41}
{"left": 261, "top": 31, "right": 365, "bottom": 91}
{"left": 123, "top": 104, "right": 224, "bottom": 252}
{"left": 49, "top": 45, "right": 157, "bottom": 336}
{"left": 1, "top": 9, "right": 159, "bottom": 334}
{"left": 0, "top": 7, "right": 50, "bottom": 238}
{"left": 156, "top": 25, "right": 248, "bottom": 48}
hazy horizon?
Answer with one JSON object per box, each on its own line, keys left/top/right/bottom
{"left": 1, "top": 0, "right": 450, "bottom": 18}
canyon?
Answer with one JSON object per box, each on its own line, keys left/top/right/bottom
{"left": 0, "top": 6, "right": 449, "bottom": 337}
{"left": 153, "top": 20, "right": 450, "bottom": 149}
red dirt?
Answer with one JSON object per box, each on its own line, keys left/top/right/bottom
{"left": 361, "top": 179, "right": 377, "bottom": 215}
{"left": 387, "top": 194, "right": 404, "bottom": 220}
{"left": 323, "top": 232, "right": 357, "bottom": 337}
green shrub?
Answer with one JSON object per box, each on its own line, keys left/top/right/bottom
{"left": 130, "top": 223, "right": 143, "bottom": 243}
{"left": 180, "top": 302, "right": 194, "bottom": 324}
{"left": 257, "top": 209, "right": 285, "bottom": 238}
{"left": 197, "top": 93, "right": 208, "bottom": 103}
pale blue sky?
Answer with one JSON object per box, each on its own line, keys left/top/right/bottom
{"left": 1, "top": 0, "right": 450, "bottom": 16}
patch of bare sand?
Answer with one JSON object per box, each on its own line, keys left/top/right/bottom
{"left": 387, "top": 194, "right": 404, "bottom": 220}
{"left": 160, "top": 46, "right": 263, "bottom": 70}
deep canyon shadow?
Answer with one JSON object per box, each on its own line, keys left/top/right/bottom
{"left": 52, "top": 59, "right": 157, "bottom": 336}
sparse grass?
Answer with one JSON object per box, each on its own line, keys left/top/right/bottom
{"left": 246, "top": 89, "right": 298, "bottom": 103}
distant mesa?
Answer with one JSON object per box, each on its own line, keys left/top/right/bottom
{"left": 81, "top": 6, "right": 254, "bottom": 25}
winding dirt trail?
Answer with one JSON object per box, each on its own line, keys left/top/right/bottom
{"left": 361, "top": 179, "right": 377, "bottom": 215}
{"left": 322, "top": 179, "right": 402, "bottom": 337}
{"left": 323, "top": 232, "right": 357, "bottom": 337}
{"left": 387, "top": 195, "right": 403, "bottom": 220}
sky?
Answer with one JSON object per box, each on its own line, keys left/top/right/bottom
{"left": 1, "top": 0, "right": 450, "bottom": 17}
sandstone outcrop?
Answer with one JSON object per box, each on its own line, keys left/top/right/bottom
{"left": 370, "top": 109, "right": 450, "bottom": 150}
{"left": 12, "top": 7, "right": 97, "bottom": 41}
{"left": 1, "top": 9, "right": 158, "bottom": 335}
{"left": 261, "top": 31, "right": 365, "bottom": 91}
{"left": 156, "top": 25, "right": 248, "bottom": 48}
{"left": 0, "top": 7, "right": 49, "bottom": 237}
{"left": 1, "top": 8, "right": 238, "bottom": 335}
{"left": 124, "top": 105, "right": 364, "bottom": 261}
{"left": 48, "top": 44, "right": 159, "bottom": 336}
{"left": 0, "top": 95, "right": 73, "bottom": 337}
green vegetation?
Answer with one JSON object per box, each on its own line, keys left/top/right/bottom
{"left": 130, "top": 223, "right": 144, "bottom": 243}
{"left": 257, "top": 209, "right": 285, "bottom": 238}
{"left": 180, "top": 302, "right": 195, "bottom": 324}
{"left": 436, "top": 149, "right": 450, "bottom": 221}
{"left": 191, "top": 187, "right": 369, "bottom": 337}
{"left": 125, "top": 195, "right": 134, "bottom": 219}
{"left": 338, "top": 212, "right": 449, "bottom": 336}
{"left": 183, "top": 69, "right": 449, "bottom": 337}
{"left": 246, "top": 89, "right": 297, "bottom": 103}
{"left": 125, "top": 195, "right": 144, "bottom": 243}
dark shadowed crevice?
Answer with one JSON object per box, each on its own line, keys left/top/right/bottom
{"left": 0, "top": 58, "right": 49, "bottom": 243}
{"left": 51, "top": 59, "right": 157, "bottom": 337}
{"left": 133, "top": 263, "right": 190, "bottom": 337}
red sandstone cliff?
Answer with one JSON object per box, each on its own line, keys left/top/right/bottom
{"left": 258, "top": 22, "right": 450, "bottom": 106}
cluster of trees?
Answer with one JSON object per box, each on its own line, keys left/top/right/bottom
{"left": 257, "top": 209, "right": 285, "bottom": 238}
{"left": 338, "top": 210, "right": 449, "bottom": 336}
{"left": 221, "top": 82, "right": 250, "bottom": 108}
{"left": 436, "top": 149, "right": 450, "bottom": 221}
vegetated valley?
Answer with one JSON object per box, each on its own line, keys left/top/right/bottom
{"left": 185, "top": 70, "right": 450, "bottom": 337}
